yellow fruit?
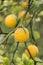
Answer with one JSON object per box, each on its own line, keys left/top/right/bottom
{"left": 0, "top": 64, "right": 3, "bottom": 65}
{"left": 5, "top": 14, "right": 17, "bottom": 28}
{"left": 18, "top": 11, "right": 30, "bottom": 20}
{"left": 25, "top": 45, "right": 39, "bottom": 58}
{"left": 21, "top": 1, "right": 28, "bottom": 8}
{"left": 14, "top": 28, "right": 29, "bottom": 42}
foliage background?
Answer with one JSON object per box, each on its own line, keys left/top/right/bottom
{"left": 0, "top": 0, "right": 43, "bottom": 62}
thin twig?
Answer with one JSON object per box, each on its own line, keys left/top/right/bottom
{"left": 0, "top": 18, "right": 21, "bottom": 44}
{"left": 11, "top": 42, "right": 19, "bottom": 65}
{"left": 25, "top": 7, "right": 43, "bottom": 45}
{"left": 0, "top": 28, "right": 16, "bottom": 44}
{"left": 0, "top": 33, "right": 8, "bottom": 34}
{"left": 19, "top": 0, "right": 32, "bottom": 25}
{"left": 25, "top": 42, "right": 35, "bottom": 61}
{"left": 25, "top": 42, "right": 43, "bottom": 65}
{"left": 0, "top": 3, "right": 20, "bottom": 11}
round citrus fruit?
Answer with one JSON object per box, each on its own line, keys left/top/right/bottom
{"left": 5, "top": 14, "right": 17, "bottom": 28}
{"left": 18, "top": 11, "right": 30, "bottom": 20}
{"left": 14, "top": 28, "right": 29, "bottom": 42}
{"left": 21, "top": 1, "right": 28, "bottom": 8}
{"left": 25, "top": 45, "right": 39, "bottom": 58}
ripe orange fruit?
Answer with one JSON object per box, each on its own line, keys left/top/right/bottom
{"left": 14, "top": 28, "right": 29, "bottom": 42}
{"left": 18, "top": 11, "right": 30, "bottom": 20}
{"left": 21, "top": 1, "right": 28, "bottom": 8}
{"left": 5, "top": 14, "right": 17, "bottom": 28}
{"left": 25, "top": 45, "right": 39, "bottom": 58}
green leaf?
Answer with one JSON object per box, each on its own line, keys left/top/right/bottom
{"left": 1, "top": 22, "right": 14, "bottom": 33}
{"left": 37, "top": 63, "right": 43, "bottom": 65}
{"left": 0, "top": 56, "right": 4, "bottom": 65}
{"left": 35, "top": 57, "right": 42, "bottom": 61}
{"left": 3, "top": 57, "right": 10, "bottom": 65}
{"left": 29, "top": 59, "right": 34, "bottom": 65}
{"left": 15, "top": 57, "right": 22, "bottom": 64}
{"left": 0, "top": 45, "right": 5, "bottom": 55}
{"left": 13, "top": 6, "right": 22, "bottom": 15}
{"left": 38, "top": 11, "right": 43, "bottom": 16}
{"left": 35, "top": 17, "right": 41, "bottom": 22}
{"left": 22, "top": 53, "right": 29, "bottom": 65}
{"left": 33, "top": 31, "right": 40, "bottom": 40}
{"left": 7, "top": 33, "right": 15, "bottom": 45}
{"left": 35, "top": 57, "right": 43, "bottom": 65}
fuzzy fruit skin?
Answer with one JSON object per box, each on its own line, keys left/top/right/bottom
{"left": 21, "top": 1, "right": 28, "bottom": 8}
{"left": 18, "top": 11, "right": 30, "bottom": 20}
{"left": 25, "top": 45, "right": 39, "bottom": 58}
{"left": 5, "top": 14, "right": 17, "bottom": 28}
{"left": 14, "top": 28, "right": 29, "bottom": 42}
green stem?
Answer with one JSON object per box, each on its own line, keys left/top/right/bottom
{"left": 0, "top": 28, "right": 16, "bottom": 44}
{"left": 25, "top": 42, "right": 43, "bottom": 65}
{"left": 11, "top": 42, "right": 19, "bottom": 65}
